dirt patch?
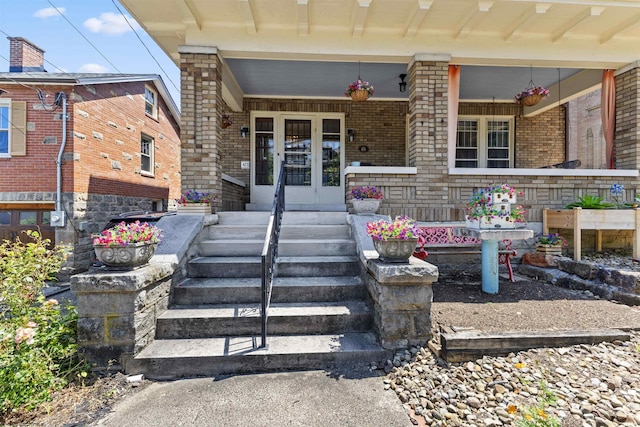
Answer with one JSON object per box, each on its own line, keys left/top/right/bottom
{"left": 431, "top": 271, "right": 640, "bottom": 333}
{"left": 0, "top": 372, "right": 147, "bottom": 427}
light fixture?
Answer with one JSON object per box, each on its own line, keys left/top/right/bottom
{"left": 398, "top": 74, "right": 407, "bottom": 93}
{"left": 347, "top": 128, "right": 355, "bottom": 142}
{"left": 240, "top": 126, "right": 249, "bottom": 138}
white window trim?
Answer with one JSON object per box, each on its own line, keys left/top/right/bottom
{"left": 144, "top": 86, "right": 158, "bottom": 119}
{"left": 141, "top": 133, "right": 154, "bottom": 177}
{"left": 455, "top": 115, "right": 514, "bottom": 169}
{"left": 0, "top": 99, "right": 10, "bottom": 158}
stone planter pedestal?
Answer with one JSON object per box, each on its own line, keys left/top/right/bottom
{"left": 365, "top": 258, "right": 439, "bottom": 349}
{"left": 351, "top": 199, "right": 381, "bottom": 216}
{"left": 372, "top": 237, "right": 418, "bottom": 263}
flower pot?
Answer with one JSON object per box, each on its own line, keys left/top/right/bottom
{"left": 177, "top": 203, "right": 212, "bottom": 215}
{"left": 351, "top": 198, "right": 381, "bottom": 216}
{"left": 94, "top": 241, "right": 157, "bottom": 269}
{"left": 519, "top": 93, "right": 543, "bottom": 107}
{"left": 372, "top": 237, "right": 419, "bottom": 263}
{"left": 536, "top": 243, "right": 562, "bottom": 256}
{"left": 350, "top": 89, "right": 370, "bottom": 102}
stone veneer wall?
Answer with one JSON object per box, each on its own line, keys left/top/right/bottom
{"left": 179, "top": 49, "right": 224, "bottom": 212}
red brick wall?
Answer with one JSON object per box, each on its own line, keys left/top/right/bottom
{"left": 0, "top": 81, "right": 180, "bottom": 202}
{"left": 0, "top": 85, "right": 66, "bottom": 192}
{"left": 70, "top": 82, "right": 181, "bottom": 201}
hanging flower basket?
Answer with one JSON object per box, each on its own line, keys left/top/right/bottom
{"left": 350, "top": 89, "right": 370, "bottom": 102}
{"left": 514, "top": 86, "right": 549, "bottom": 106}
{"left": 519, "top": 93, "right": 544, "bottom": 107}
{"left": 345, "top": 79, "right": 374, "bottom": 102}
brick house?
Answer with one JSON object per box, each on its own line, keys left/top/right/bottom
{"left": 0, "top": 37, "right": 181, "bottom": 277}
{"left": 119, "top": 1, "right": 639, "bottom": 232}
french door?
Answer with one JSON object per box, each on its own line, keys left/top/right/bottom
{"left": 251, "top": 112, "right": 344, "bottom": 208}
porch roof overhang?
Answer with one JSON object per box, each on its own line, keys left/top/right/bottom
{"left": 120, "top": 0, "right": 640, "bottom": 112}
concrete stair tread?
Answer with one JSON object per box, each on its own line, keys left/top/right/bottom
{"left": 177, "top": 276, "right": 363, "bottom": 288}
{"left": 200, "top": 238, "right": 354, "bottom": 244}
{"left": 190, "top": 256, "right": 261, "bottom": 264}
{"left": 160, "top": 301, "right": 371, "bottom": 319}
{"left": 277, "top": 256, "right": 358, "bottom": 263}
{"left": 135, "top": 332, "right": 383, "bottom": 359}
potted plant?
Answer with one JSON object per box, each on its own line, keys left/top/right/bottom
{"left": 535, "top": 233, "right": 566, "bottom": 256}
{"left": 514, "top": 85, "right": 549, "bottom": 106}
{"left": 465, "top": 183, "right": 527, "bottom": 229}
{"left": 350, "top": 185, "right": 384, "bottom": 216}
{"left": 175, "top": 189, "right": 217, "bottom": 215}
{"left": 92, "top": 220, "right": 162, "bottom": 269}
{"left": 345, "top": 79, "right": 374, "bottom": 102}
{"left": 366, "top": 215, "right": 420, "bottom": 263}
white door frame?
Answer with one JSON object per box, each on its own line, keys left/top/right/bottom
{"left": 249, "top": 111, "right": 345, "bottom": 210}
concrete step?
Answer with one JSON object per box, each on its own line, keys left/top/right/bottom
{"left": 156, "top": 301, "right": 373, "bottom": 338}
{"left": 198, "top": 238, "right": 357, "bottom": 257}
{"left": 188, "top": 257, "right": 261, "bottom": 278}
{"left": 277, "top": 256, "right": 360, "bottom": 277}
{"left": 173, "top": 276, "right": 366, "bottom": 305}
{"left": 215, "top": 211, "right": 348, "bottom": 226}
{"left": 188, "top": 256, "right": 360, "bottom": 278}
{"left": 216, "top": 211, "right": 270, "bottom": 225}
{"left": 127, "top": 332, "right": 391, "bottom": 380}
{"left": 207, "top": 225, "right": 267, "bottom": 240}
{"left": 282, "top": 212, "right": 349, "bottom": 226}
{"left": 280, "top": 224, "right": 352, "bottom": 239}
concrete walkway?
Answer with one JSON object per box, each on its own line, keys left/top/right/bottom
{"left": 93, "top": 366, "right": 411, "bottom": 427}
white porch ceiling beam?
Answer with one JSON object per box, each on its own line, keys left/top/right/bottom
{"left": 523, "top": 69, "right": 602, "bottom": 117}
{"left": 455, "top": 1, "right": 494, "bottom": 39}
{"left": 297, "top": 0, "right": 309, "bottom": 36}
{"left": 221, "top": 62, "right": 244, "bottom": 112}
{"left": 352, "top": 0, "right": 372, "bottom": 38}
{"left": 237, "top": 0, "right": 257, "bottom": 35}
{"left": 404, "top": 0, "right": 433, "bottom": 38}
{"left": 600, "top": 13, "right": 640, "bottom": 44}
{"left": 176, "top": 0, "right": 202, "bottom": 30}
{"left": 552, "top": 6, "right": 605, "bottom": 42}
{"left": 505, "top": 3, "right": 551, "bottom": 41}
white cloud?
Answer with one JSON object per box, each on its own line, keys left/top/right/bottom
{"left": 78, "top": 63, "right": 109, "bottom": 73}
{"left": 33, "top": 7, "right": 65, "bottom": 18}
{"left": 83, "top": 12, "right": 140, "bottom": 36}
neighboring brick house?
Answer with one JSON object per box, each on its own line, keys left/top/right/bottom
{"left": 0, "top": 37, "right": 181, "bottom": 277}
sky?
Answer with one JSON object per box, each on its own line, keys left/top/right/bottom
{"left": 0, "top": 0, "right": 181, "bottom": 108}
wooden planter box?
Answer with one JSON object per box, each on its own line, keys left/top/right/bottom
{"left": 176, "top": 203, "right": 212, "bottom": 215}
{"left": 536, "top": 243, "right": 562, "bottom": 256}
{"left": 543, "top": 207, "right": 640, "bottom": 261}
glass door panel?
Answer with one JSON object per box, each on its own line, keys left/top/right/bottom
{"left": 284, "top": 119, "right": 312, "bottom": 187}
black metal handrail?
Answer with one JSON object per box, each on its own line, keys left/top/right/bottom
{"left": 260, "top": 160, "right": 285, "bottom": 349}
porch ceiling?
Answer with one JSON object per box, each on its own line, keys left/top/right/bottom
{"left": 120, "top": 0, "right": 640, "bottom": 104}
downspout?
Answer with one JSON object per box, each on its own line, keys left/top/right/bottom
{"left": 55, "top": 92, "right": 67, "bottom": 213}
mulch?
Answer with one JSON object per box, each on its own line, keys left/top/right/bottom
{"left": 431, "top": 271, "right": 640, "bottom": 334}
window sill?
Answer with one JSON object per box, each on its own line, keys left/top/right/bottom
{"left": 140, "top": 171, "right": 155, "bottom": 178}
{"left": 448, "top": 168, "right": 639, "bottom": 177}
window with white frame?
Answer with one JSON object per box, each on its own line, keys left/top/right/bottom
{"left": 141, "top": 134, "right": 154, "bottom": 175}
{"left": 144, "top": 86, "right": 158, "bottom": 118}
{"left": 0, "top": 100, "right": 10, "bottom": 156}
{"left": 455, "top": 116, "right": 514, "bottom": 168}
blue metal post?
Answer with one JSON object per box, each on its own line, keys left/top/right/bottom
{"left": 481, "top": 239, "right": 499, "bottom": 293}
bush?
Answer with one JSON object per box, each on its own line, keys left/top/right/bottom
{"left": 0, "top": 231, "right": 87, "bottom": 415}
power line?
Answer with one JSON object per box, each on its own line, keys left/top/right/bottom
{"left": 110, "top": 0, "right": 180, "bottom": 94}
{"left": 45, "top": 0, "right": 123, "bottom": 73}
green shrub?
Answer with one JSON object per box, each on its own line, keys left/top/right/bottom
{"left": 0, "top": 231, "right": 87, "bottom": 415}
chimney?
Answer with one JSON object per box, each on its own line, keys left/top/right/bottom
{"left": 8, "top": 37, "right": 46, "bottom": 72}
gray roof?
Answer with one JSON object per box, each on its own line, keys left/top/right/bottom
{"left": 0, "top": 72, "right": 180, "bottom": 124}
